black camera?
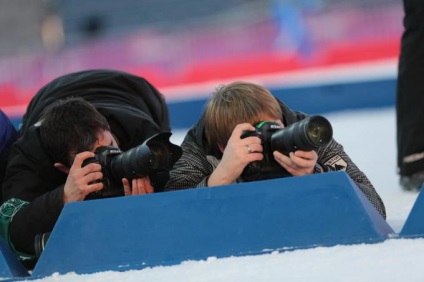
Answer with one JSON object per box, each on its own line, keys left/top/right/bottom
{"left": 83, "top": 132, "right": 182, "bottom": 200}
{"left": 240, "top": 115, "right": 333, "bottom": 181}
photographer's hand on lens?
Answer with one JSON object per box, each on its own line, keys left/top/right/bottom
{"left": 208, "top": 123, "right": 264, "bottom": 187}
{"left": 122, "top": 177, "right": 153, "bottom": 196}
{"left": 58, "top": 151, "right": 104, "bottom": 203}
{"left": 273, "top": 150, "right": 318, "bottom": 176}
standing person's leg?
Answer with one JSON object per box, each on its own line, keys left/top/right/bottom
{"left": 397, "top": 0, "right": 424, "bottom": 191}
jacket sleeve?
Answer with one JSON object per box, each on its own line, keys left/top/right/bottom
{"left": 316, "top": 138, "right": 387, "bottom": 219}
{"left": 2, "top": 127, "right": 65, "bottom": 254}
{"left": 165, "top": 140, "right": 213, "bottom": 191}
{"left": 8, "top": 188, "right": 64, "bottom": 254}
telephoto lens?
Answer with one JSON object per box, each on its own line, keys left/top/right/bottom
{"left": 84, "top": 132, "right": 182, "bottom": 200}
{"left": 109, "top": 131, "right": 182, "bottom": 181}
{"left": 270, "top": 115, "right": 333, "bottom": 155}
{"left": 241, "top": 115, "right": 333, "bottom": 181}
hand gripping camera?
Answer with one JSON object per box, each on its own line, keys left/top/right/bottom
{"left": 83, "top": 132, "right": 182, "bottom": 200}
{"left": 240, "top": 115, "right": 333, "bottom": 181}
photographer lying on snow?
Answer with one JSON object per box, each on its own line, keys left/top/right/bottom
{"left": 165, "top": 81, "right": 386, "bottom": 219}
{"left": 0, "top": 69, "right": 181, "bottom": 268}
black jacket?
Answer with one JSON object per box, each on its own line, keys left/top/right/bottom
{"left": 2, "top": 69, "right": 170, "bottom": 255}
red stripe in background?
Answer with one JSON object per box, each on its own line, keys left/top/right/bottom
{"left": 0, "top": 37, "right": 400, "bottom": 116}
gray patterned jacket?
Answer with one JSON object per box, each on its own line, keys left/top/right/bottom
{"left": 165, "top": 99, "right": 386, "bottom": 219}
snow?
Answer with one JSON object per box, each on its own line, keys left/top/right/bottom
{"left": 28, "top": 107, "right": 424, "bottom": 282}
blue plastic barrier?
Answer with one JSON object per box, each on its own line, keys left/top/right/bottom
{"left": 8, "top": 77, "right": 396, "bottom": 130}
{"left": 167, "top": 78, "right": 396, "bottom": 129}
{"left": 31, "top": 171, "right": 393, "bottom": 278}
{"left": 400, "top": 185, "right": 424, "bottom": 237}
{"left": 0, "top": 237, "right": 29, "bottom": 279}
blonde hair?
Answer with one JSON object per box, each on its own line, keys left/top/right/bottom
{"left": 204, "top": 81, "right": 282, "bottom": 148}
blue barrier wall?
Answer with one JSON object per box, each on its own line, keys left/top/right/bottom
{"left": 8, "top": 77, "right": 396, "bottom": 130}
{"left": 0, "top": 237, "right": 29, "bottom": 279}
{"left": 167, "top": 78, "right": 396, "bottom": 129}
{"left": 31, "top": 172, "right": 393, "bottom": 278}
{"left": 400, "top": 185, "right": 424, "bottom": 237}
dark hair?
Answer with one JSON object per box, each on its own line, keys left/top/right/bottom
{"left": 39, "top": 97, "right": 110, "bottom": 166}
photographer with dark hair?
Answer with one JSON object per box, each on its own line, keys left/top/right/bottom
{"left": 165, "top": 81, "right": 386, "bottom": 219}
{"left": 0, "top": 69, "right": 176, "bottom": 268}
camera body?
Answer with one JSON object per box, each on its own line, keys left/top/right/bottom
{"left": 83, "top": 146, "right": 124, "bottom": 199}
{"left": 241, "top": 121, "right": 290, "bottom": 181}
{"left": 240, "top": 115, "right": 333, "bottom": 181}
{"left": 83, "top": 132, "right": 182, "bottom": 200}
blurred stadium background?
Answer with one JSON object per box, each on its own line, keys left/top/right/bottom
{"left": 0, "top": 0, "right": 402, "bottom": 126}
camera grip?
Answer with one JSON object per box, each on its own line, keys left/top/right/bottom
{"left": 240, "top": 130, "right": 258, "bottom": 139}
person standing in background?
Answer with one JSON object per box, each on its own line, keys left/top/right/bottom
{"left": 396, "top": 0, "right": 424, "bottom": 191}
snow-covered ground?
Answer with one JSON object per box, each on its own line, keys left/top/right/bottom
{"left": 24, "top": 106, "right": 424, "bottom": 282}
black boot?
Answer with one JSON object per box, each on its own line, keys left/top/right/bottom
{"left": 400, "top": 171, "right": 424, "bottom": 191}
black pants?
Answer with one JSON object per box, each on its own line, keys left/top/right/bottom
{"left": 396, "top": 0, "right": 424, "bottom": 176}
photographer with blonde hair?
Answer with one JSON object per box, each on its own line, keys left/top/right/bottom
{"left": 165, "top": 81, "right": 386, "bottom": 219}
